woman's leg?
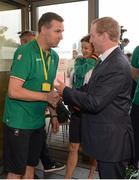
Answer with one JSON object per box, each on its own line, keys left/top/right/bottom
{"left": 65, "top": 114, "right": 81, "bottom": 178}
{"left": 65, "top": 143, "right": 80, "bottom": 179}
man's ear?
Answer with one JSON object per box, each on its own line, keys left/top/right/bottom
{"left": 41, "top": 25, "right": 48, "bottom": 35}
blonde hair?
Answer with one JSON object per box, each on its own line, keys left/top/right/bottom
{"left": 92, "top": 17, "right": 120, "bottom": 43}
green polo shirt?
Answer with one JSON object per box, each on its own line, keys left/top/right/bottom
{"left": 3, "top": 39, "right": 59, "bottom": 129}
{"left": 131, "top": 45, "right": 139, "bottom": 105}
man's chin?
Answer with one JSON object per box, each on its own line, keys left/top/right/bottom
{"left": 51, "top": 44, "right": 58, "bottom": 48}
{"left": 50, "top": 42, "right": 59, "bottom": 48}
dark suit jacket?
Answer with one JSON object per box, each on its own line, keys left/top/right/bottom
{"left": 63, "top": 47, "right": 134, "bottom": 162}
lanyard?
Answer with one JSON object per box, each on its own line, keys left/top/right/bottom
{"left": 39, "top": 47, "right": 51, "bottom": 81}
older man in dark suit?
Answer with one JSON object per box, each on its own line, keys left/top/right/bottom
{"left": 55, "top": 17, "right": 134, "bottom": 179}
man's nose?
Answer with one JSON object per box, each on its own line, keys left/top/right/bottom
{"left": 60, "top": 33, "right": 63, "bottom": 40}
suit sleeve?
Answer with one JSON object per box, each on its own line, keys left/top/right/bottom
{"left": 63, "top": 68, "right": 129, "bottom": 113}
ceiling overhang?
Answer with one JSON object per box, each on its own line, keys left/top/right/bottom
{"left": 0, "top": 0, "right": 29, "bottom": 7}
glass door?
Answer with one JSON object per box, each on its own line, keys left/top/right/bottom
{"left": 0, "top": 1, "right": 21, "bottom": 161}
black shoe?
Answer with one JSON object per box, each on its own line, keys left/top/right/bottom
{"left": 44, "top": 162, "right": 65, "bottom": 173}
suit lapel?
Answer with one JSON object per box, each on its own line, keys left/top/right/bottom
{"left": 86, "top": 47, "right": 121, "bottom": 91}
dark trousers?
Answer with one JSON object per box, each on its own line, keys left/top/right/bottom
{"left": 130, "top": 103, "right": 139, "bottom": 163}
{"left": 97, "top": 161, "right": 126, "bottom": 179}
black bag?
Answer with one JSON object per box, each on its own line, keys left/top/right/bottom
{"left": 56, "top": 101, "right": 70, "bottom": 123}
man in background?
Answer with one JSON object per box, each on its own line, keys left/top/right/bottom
{"left": 18, "top": 30, "right": 36, "bottom": 45}
{"left": 130, "top": 45, "right": 139, "bottom": 171}
{"left": 120, "top": 38, "right": 130, "bottom": 52}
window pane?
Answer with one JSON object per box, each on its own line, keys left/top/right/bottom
{"left": 0, "top": 9, "right": 21, "bottom": 71}
{"left": 38, "top": 1, "right": 88, "bottom": 59}
{"left": 99, "top": 0, "right": 139, "bottom": 53}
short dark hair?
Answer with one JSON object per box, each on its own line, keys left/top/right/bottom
{"left": 81, "top": 34, "right": 95, "bottom": 50}
{"left": 81, "top": 34, "right": 90, "bottom": 43}
{"left": 92, "top": 17, "right": 120, "bottom": 43}
{"left": 18, "top": 30, "right": 36, "bottom": 39}
{"left": 123, "top": 38, "right": 130, "bottom": 43}
{"left": 38, "top": 12, "right": 64, "bottom": 33}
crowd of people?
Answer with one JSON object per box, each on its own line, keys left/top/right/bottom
{"left": 2, "top": 11, "right": 139, "bottom": 179}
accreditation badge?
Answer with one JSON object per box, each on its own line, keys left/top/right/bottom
{"left": 42, "top": 82, "right": 51, "bottom": 92}
{"left": 17, "top": 54, "right": 22, "bottom": 60}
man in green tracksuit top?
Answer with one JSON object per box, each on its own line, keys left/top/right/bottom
{"left": 3, "top": 12, "right": 64, "bottom": 179}
{"left": 130, "top": 45, "right": 139, "bottom": 171}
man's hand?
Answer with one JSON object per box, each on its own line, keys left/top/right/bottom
{"left": 46, "top": 90, "right": 60, "bottom": 108}
{"left": 51, "top": 117, "right": 60, "bottom": 133}
{"left": 131, "top": 67, "right": 139, "bottom": 81}
{"left": 47, "top": 105, "right": 59, "bottom": 133}
{"left": 54, "top": 79, "right": 66, "bottom": 96}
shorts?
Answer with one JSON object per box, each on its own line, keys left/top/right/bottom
{"left": 69, "top": 113, "right": 82, "bottom": 143}
{"left": 3, "top": 123, "right": 45, "bottom": 175}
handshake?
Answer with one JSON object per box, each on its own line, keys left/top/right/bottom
{"left": 46, "top": 79, "right": 66, "bottom": 108}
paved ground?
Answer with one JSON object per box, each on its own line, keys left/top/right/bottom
{"left": 35, "top": 164, "right": 99, "bottom": 179}
{"left": 0, "top": 165, "right": 99, "bottom": 179}
{"left": 0, "top": 119, "right": 100, "bottom": 179}
{"left": 35, "top": 121, "right": 100, "bottom": 179}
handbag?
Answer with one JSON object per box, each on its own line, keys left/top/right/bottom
{"left": 56, "top": 101, "right": 71, "bottom": 123}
